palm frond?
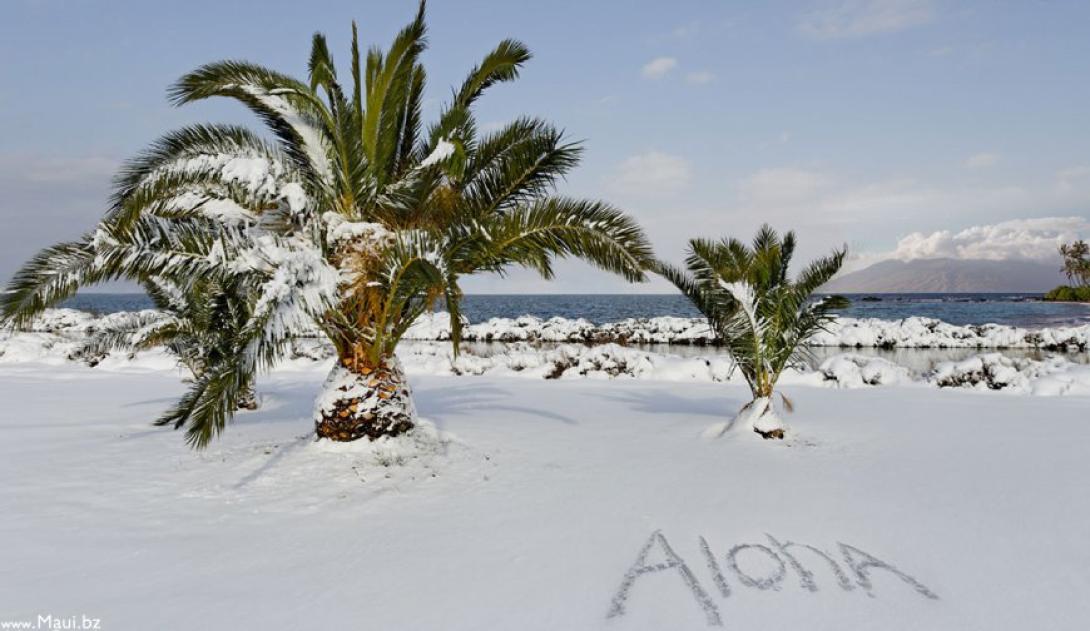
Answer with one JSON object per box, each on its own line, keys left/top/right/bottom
{"left": 462, "top": 197, "right": 653, "bottom": 282}
{"left": 1, "top": 239, "right": 98, "bottom": 328}
{"left": 453, "top": 39, "right": 531, "bottom": 109}
{"left": 169, "top": 61, "right": 335, "bottom": 182}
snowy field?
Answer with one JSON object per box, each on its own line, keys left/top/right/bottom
{"left": 2, "top": 344, "right": 1090, "bottom": 629}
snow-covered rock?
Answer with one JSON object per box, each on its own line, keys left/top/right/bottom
{"left": 926, "top": 353, "right": 1090, "bottom": 394}
{"left": 819, "top": 354, "right": 914, "bottom": 388}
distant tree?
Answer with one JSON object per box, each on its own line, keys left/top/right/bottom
{"left": 656, "top": 226, "right": 848, "bottom": 439}
{"left": 1059, "top": 240, "right": 1090, "bottom": 287}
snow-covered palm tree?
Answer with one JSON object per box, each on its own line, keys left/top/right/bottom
{"left": 75, "top": 277, "right": 260, "bottom": 410}
{"left": 656, "top": 226, "right": 847, "bottom": 439}
{"left": 1, "top": 3, "right": 653, "bottom": 447}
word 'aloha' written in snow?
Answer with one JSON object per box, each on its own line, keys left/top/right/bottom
{"left": 607, "top": 531, "right": 939, "bottom": 627}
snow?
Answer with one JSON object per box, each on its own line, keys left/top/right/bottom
{"left": 322, "top": 212, "right": 395, "bottom": 250}
{"left": 313, "top": 357, "right": 416, "bottom": 427}
{"left": 420, "top": 138, "right": 456, "bottom": 168}
{"left": 279, "top": 182, "right": 308, "bottom": 215}
{"left": 166, "top": 153, "right": 286, "bottom": 200}
{"left": 6, "top": 310, "right": 1090, "bottom": 396}
{"left": 1, "top": 361, "right": 1088, "bottom": 629}
{"left": 818, "top": 354, "right": 914, "bottom": 388}
{"left": 23, "top": 309, "right": 1090, "bottom": 352}
{"left": 241, "top": 236, "right": 341, "bottom": 362}
{"left": 240, "top": 85, "right": 334, "bottom": 182}
{"left": 405, "top": 312, "right": 1090, "bottom": 351}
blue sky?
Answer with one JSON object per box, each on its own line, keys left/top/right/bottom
{"left": 2, "top": 0, "right": 1089, "bottom": 292}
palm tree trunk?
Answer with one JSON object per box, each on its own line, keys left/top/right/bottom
{"left": 236, "top": 381, "right": 259, "bottom": 411}
{"left": 731, "top": 396, "right": 786, "bottom": 439}
{"left": 314, "top": 353, "right": 416, "bottom": 442}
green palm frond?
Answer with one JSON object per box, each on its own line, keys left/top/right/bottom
{"left": 1, "top": 239, "right": 99, "bottom": 328}
{"left": 462, "top": 197, "right": 653, "bottom": 282}
{"left": 75, "top": 312, "right": 184, "bottom": 363}
{"left": 453, "top": 39, "right": 531, "bottom": 109}
{"left": 462, "top": 127, "right": 583, "bottom": 217}
{"left": 169, "top": 61, "right": 335, "bottom": 182}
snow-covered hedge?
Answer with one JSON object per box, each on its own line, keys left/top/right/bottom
{"left": 406, "top": 312, "right": 1090, "bottom": 351}
{"left": 5, "top": 309, "right": 1090, "bottom": 396}
{"left": 18, "top": 308, "right": 1090, "bottom": 350}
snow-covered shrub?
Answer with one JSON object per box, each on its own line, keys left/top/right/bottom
{"left": 819, "top": 354, "right": 912, "bottom": 388}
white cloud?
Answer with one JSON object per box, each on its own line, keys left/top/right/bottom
{"left": 729, "top": 165, "right": 1088, "bottom": 231}
{"left": 671, "top": 22, "right": 700, "bottom": 40}
{"left": 965, "top": 152, "right": 1000, "bottom": 169}
{"left": 609, "top": 151, "right": 692, "bottom": 196}
{"left": 885, "top": 217, "right": 1089, "bottom": 262}
{"left": 641, "top": 57, "right": 678, "bottom": 80}
{"left": 0, "top": 154, "right": 118, "bottom": 183}
{"left": 739, "top": 168, "right": 832, "bottom": 205}
{"left": 1057, "top": 165, "right": 1090, "bottom": 194}
{"left": 685, "top": 71, "right": 716, "bottom": 85}
{"left": 724, "top": 163, "right": 1090, "bottom": 272}
{"left": 799, "top": 0, "right": 934, "bottom": 40}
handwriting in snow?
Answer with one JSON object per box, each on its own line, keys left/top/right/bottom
{"left": 607, "top": 531, "right": 939, "bottom": 627}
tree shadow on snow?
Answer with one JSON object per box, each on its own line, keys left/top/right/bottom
{"left": 119, "top": 380, "right": 321, "bottom": 440}
{"left": 416, "top": 381, "right": 579, "bottom": 429}
{"left": 588, "top": 388, "right": 745, "bottom": 420}
{"left": 232, "top": 431, "right": 315, "bottom": 489}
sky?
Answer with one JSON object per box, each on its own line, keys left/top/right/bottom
{"left": 2, "top": 0, "right": 1089, "bottom": 293}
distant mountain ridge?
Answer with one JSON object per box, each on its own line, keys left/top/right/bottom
{"left": 822, "top": 258, "right": 1066, "bottom": 293}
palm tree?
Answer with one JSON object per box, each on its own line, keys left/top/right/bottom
{"left": 1059, "top": 240, "right": 1090, "bottom": 287}
{"left": 75, "top": 277, "right": 260, "bottom": 410}
{"left": 1, "top": 2, "right": 653, "bottom": 447}
{"left": 656, "top": 226, "right": 847, "bottom": 439}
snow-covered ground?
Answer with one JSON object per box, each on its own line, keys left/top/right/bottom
{"left": 2, "top": 356, "right": 1088, "bottom": 630}
{"left": 6, "top": 309, "right": 1090, "bottom": 396}
{"left": 18, "top": 308, "right": 1090, "bottom": 350}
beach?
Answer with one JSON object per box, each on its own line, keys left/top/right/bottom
{"left": 2, "top": 346, "right": 1088, "bottom": 629}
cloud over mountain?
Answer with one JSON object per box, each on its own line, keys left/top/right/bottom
{"left": 887, "top": 217, "right": 1088, "bottom": 263}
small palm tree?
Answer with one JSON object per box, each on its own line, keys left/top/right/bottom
{"left": 1, "top": 2, "right": 653, "bottom": 447}
{"left": 656, "top": 226, "right": 847, "bottom": 439}
{"left": 75, "top": 277, "right": 260, "bottom": 410}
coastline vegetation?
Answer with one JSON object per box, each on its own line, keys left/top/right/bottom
{"left": 1045, "top": 240, "right": 1090, "bottom": 302}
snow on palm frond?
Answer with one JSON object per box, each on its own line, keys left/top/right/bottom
{"left": 73, "top": 311, "right": 183, "bottom": 366}
{"left": 718, "top": 280, "right": 763, "bottom": 336}
{"left": 243, "top": 237, "right": 340, "bottom": 360}
{"left": 419, "top": 138, "right": 456, "bottom": 168}
{"left": 239, "top": 84, "right": 336, "bottom": 183}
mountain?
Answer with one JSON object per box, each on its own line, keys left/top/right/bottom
{"left": 822, "top": 258, "right": 1067, "bottom": 293}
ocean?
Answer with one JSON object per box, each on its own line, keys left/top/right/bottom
{"left": 59, "top": 292, "right": 1090, "bottom": 328}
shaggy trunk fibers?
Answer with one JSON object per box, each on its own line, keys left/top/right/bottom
{"left": 314, "top": 355, "right": 416, "bottom": 442}
{"left": 236, "top": 382, "right": 259, "bottom": 411}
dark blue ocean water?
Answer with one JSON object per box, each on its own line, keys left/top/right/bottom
{"left": 59, "top": 292, "right": 1090, "bottom": 328}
